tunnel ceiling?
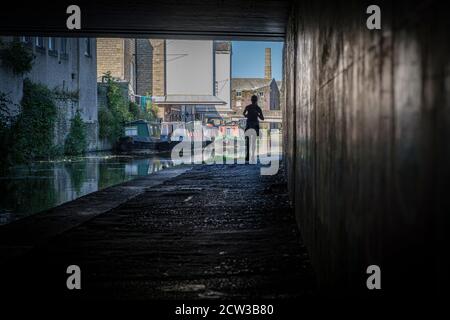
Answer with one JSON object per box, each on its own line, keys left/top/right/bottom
{"left": 0, "top": 1, "right": 291, "bottom": 40}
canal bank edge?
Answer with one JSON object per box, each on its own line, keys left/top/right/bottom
{"left": 0, "top": 165, "right": 193, "bottom": 266}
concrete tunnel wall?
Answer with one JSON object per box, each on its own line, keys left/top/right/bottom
{"left": 283, "top": 0, "right": 449, "bottom": 293}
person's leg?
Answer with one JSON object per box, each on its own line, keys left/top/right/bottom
{"left": 245, "top": 127, "right": 257, "bottom": 163}
{"left": 245, "top": 133, "right": 249, "bottom": 162}
{"left": 250, "top": 126, "right": 259, "bottom": 164}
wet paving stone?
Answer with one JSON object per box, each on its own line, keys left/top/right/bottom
{"left": 1, "top": 164, "right": 316, "bottom": 300}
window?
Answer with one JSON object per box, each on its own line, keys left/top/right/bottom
{"left": 125, "top": 126, "right": 138, "bottom": 136}
{"left": 48, "top": 37, "right": 56, "bottom": 51}
{"left": 236, "top": 90, "right": 242, "bottom": 97}
{"left": 258, "top": 91, "right": 264, "bottom": 97}
{"left": 60, "top": 38, "right": 67, "bottom": 53}
{"left": 48, "top": 37, "right": 57, "bottom": 56}
{"left": 20, "top": 36, "right": 32, "bottom": 44}
{"left": 215, "top": 81, "right": 219, "bottom": 95}
{"left": 84, "top": 38, "right": 91, "bottom": 57}
{"left": 60, "top": 38, "right": 68, "bottom": 59}
{"left": 35, "top": 37, "right": 45, "bottom": 48}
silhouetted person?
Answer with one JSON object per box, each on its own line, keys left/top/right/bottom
{"left": 244, "top": 95, "right": 264, "bottom": 163}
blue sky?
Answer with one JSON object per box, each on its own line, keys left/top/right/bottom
{"left": 231, "top": 41, "right": 283, "bottom": 81}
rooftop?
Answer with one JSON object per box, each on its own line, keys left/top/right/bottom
{"left": 154, "top": 95, "right": 226, "bottom": 105}
{"left": 231, "top": 78, "right": 274, "bottom": 91}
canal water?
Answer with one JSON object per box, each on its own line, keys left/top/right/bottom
{"left": 0, "top": 154, "right": 174, "bottom": 225}
{"left": 0, "top": 135, "right": 281, "bottom": 226}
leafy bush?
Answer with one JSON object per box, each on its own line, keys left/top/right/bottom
{"left": 129, "top": 101, "right": 141, "bottom": 120}
{"left": 0, "top": 92, "right": 15, "bottom": 171}
{"left": 98, "top": 73, "right": 131, "bottom": 144}
{"left": 0, "top": 40, "right": 34, "bottom": 75}
{"left": 64, "top": 112, "right": 87, "bottom": 156}
{"left": 12, "top": 79, "right": 57, "bottom": 162}
{"left": 98, "top": 107, "right": 115, "bottom": 139}
{"left": 146, "top": 98, "right": 159, "bottom": 121}
{"left": 129, "top": 98, "right": 160, "bottom": 122}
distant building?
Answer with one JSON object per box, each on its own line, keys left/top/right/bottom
{"left": 0, "top": 36, "right": 98, "bottom": 150}
{"left": 96, "top": 39, "right": 232, "bottom": 123}
{"left": 135, "top": 39, "right": 166, "bottom": 97}
{"left": 96, "top": 38, "right": 137, "bottom": 93}
{"left": 152, "top": 40, "right": 232, "bottom": 123}
{"left": 96, "top": 38, "right": 172, "bottom": 116}
{"left": 230, "top": 48, "right": 282, "bottom": 129}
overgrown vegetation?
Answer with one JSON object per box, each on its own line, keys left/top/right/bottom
{"left": 99, "top": 73, "right": 160, "bottom": 144}
{"left": 98, "top": 73, "right": 131, "bottom": 143}
{"left": 0, "top": 39, "right": 34, "bottom": 75}
{"left": 129, "top": 98, "right": 159, "bottom": 122}
{"left": 13, "top": 79, "right": 58, "bottom": 162}
{"left": 0, "top": 92, "right": 15, "bottom": 171}
{"left": 64, "top": 112, "right": 87, "bottom": 156}
{"left": 145, "top": 97, "right": 159, "bottom": 121}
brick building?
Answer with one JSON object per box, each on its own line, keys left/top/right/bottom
{"left": 97, "top": 38, "right": 167, "bottom": 97}
{"left": 134, "top": 39, "right": 166, "bottom": 97}
{"left": 230, "top": 48, "right": 282, "bottom": 129}
{"left": 97, "top": 38, "right": 137, "bottom": 93}
{"left": 97, "top": 39, "right": 232, "bottom": 123}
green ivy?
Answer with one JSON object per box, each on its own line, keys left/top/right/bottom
{"left": 129, "top": 101, "right": 141, "bottom": 119}
{"left": 129, "top": 100, "right": 158, "bottom": 122}
{"left": 0, "top": 40, "right": 34, "bottom": 75}
{"left": 98, "top": 107, "right": 115, "bottom": 139}
{"left": 12, "top": 79, "right": 58, "bottom": 162}
{"left": 98, "top": 72, "right": 132, "bottom": 144}
{"left": 64, "top": 112, "right": 87, "bottom": 156}
{"left": 0, "top": 92, "right": 15, "bottom": 171}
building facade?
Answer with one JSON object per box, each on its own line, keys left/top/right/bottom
{"left": 214, "top": 41, "right": 232, "bottom": 111}
{"left": 153, "top": 40, "right": 232, "bottom": 123}
{"left": 97, "top": 38, "right": 165, "bottom": 117}
{"left": 230, "top": 48, "right": 282, "bottom": 129}
{"left": 97, "top": 38, "right": 136, "bottom": 93}
{"left": 0, "top": 36, "right": 98, "bottom": 150}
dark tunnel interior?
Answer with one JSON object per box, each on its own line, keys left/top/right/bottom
{"left": 0, "top": 0, "right": 448, "bottom": 303}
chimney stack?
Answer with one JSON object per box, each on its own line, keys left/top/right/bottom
{"left": 264, "top": 48, "right": 272, "bottom": 80}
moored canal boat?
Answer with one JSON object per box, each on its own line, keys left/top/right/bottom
{"left": 117, "top": 120, "right": 176, "bottom": 153}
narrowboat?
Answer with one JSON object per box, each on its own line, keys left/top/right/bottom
{"left": 117, "top": 120, "right": 176, "bottom": 153}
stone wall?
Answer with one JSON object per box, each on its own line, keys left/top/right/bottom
{"left": 136, "top": 39, "right": 153, "bottom": 96}
{"left": 150, "top": 39, "right": 165, "bottom": 97}
{"left": 123, "top": 39, "right": 136, "bottom": 93}
{"left": 1, "top": 36, "right": 98, "bottom": 152}
{"left": 54, "top": 98, "right": 78, "bottom": 147}
{"left": 97, "top": 38, "right": 124, "bottom": 80}
{"left": 284, "top": 0, "right": 449, "bottom": 294}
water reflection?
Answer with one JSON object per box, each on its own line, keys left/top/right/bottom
{"left": 0, "top": 154, "right": 174, "bottom": 225}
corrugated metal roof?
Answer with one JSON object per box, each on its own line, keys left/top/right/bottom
{"left": 231, "top": 78, "right": 273, "bottom": 91}
{"left": 154, "top": 95, "right": 226, "bottom": 105}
